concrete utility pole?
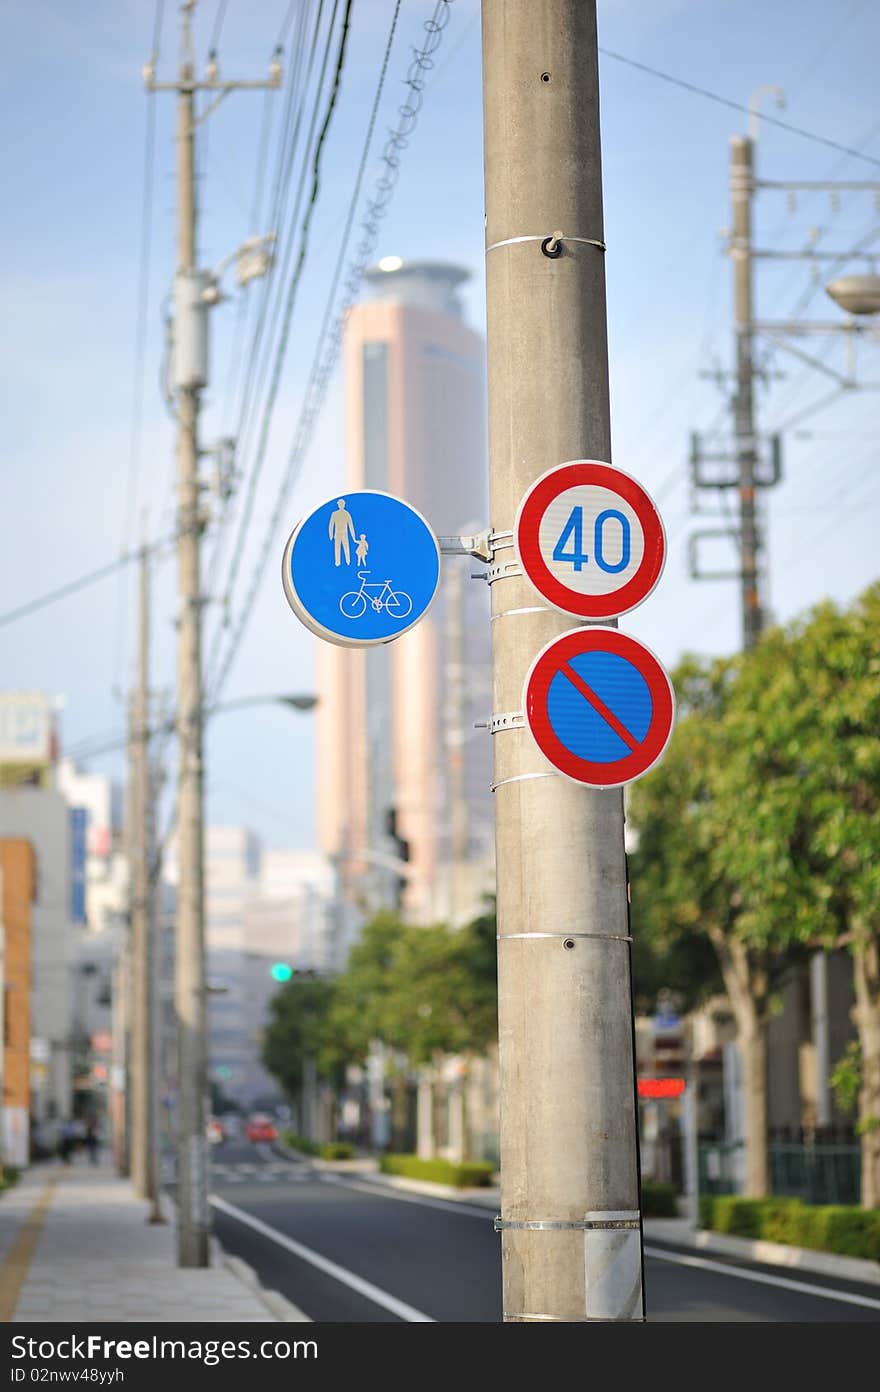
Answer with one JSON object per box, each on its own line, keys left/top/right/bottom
{"left": 129, "top": 545, "right": 160, "bottom": 1222}
{"left": 481, "top": 1, "right": 644, "bottom": 1321}
{"left": 444, "top": 565, "right": 468, "bottom": 926}
{"left": 731, "top": 135, "right": 762, "bottom": 650}
{"left": 146, "top": 0, "right": 280, "bottom": 1268}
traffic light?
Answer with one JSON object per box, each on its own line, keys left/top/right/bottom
{"left": 385, "top": 806, "right": 410, "bottom": 911}
{"left": 269, "top": 963, "right": 319, "bottom": 983}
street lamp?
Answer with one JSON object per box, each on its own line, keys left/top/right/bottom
{"left": 825, "top": 274, "right": 880, "bottom": 317}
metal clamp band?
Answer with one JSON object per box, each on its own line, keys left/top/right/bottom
{"left": 495, "top": 1216, "right": 640, "bottom": 1232}
{"left": 486, "top": 233, "right": 607, "bottom": 254}
{"left": 490, "top": 712, "right": 525, "bottom": 734}
{"left": 486, "top": 560, "right": 521, "bottom": 584}
{"left": 490, "top": 771, "right": 558, "bottom": 793}
{"left": 502, "top": 1313, "right": 571, "bottom": 1322}
{"left": 491, "top": 605, "right": 548, "bottom": 622}
{"left": 498, "top": 931, "right": 633, "bottom": 943}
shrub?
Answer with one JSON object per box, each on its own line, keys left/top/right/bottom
{"left": 640, "top": 1181, "right": 679, "bottom": 1217}
{"left": 700, "top": 1195, "right": 880, "bottom": 1262}
{"left": 379, "top": 1154, "right": 495, "bottom": 1188}
{"left": 0, "top": 1166, "right": 20, "bottom": 1194}
{"left": 707, "top": 1196, "right": 762, "bottom": 1238}
{"left": 281, "top": 1131, "right": 320, "bottom": 1157}
{"left": 320, "top": 1142, "right": 355, "bottom": 1160}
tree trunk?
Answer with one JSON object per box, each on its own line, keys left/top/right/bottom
{"left": 416, "top": 1070, "right": 434, "bottom": 1159}
{"left": 708, "top": 927, "right": 770, "bottom": 1197}
{"left": 852, "top": 933, "right": 880, "bottom": 1209}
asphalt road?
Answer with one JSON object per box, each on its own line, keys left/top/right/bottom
{"left": 206, "top": 1140, "right": 880, "bottom": 1323}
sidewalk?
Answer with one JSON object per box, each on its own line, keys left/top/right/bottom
{"left": 0, "top": 1162, "right": 308, "bottom": 1323}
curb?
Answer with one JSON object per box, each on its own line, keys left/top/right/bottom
{"left": 328, "top": 1174, "right": 880, "bottom": 1286}
{"left": 340, "top": 1169, "right": 500, "bottom": 1208}
{"left": 643, "top": 1222, "right": 880, "bottom": 1287}
{"left": 210, "top": 1234, "right": 312, "bottom": 1322}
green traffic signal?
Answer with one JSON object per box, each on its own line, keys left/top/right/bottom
{"left": 270, "top": 962, "right": 294, "bottom": 983}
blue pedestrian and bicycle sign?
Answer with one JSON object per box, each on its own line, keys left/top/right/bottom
{"left": 523, "top": 627, "right": 675, "bottom": 788}
{"left": 282, "top": 490, "right": 441, "bottom": 646}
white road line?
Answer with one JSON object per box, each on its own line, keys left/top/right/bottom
{"left": 319, "top": 1173, "right": 496, "bottom": 1221}
{"left": 209, "top": 1195, "right": 435, "bottom": 1323}
{"left": 643, "top": 1245, "right": 880, "bottom": 1311}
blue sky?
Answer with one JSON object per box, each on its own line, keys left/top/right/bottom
{"left": 3, "top": 0, "right": 880, "bottom": 851}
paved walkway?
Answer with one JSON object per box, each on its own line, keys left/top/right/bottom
{"left": 0, "top": 1163, "right": 306, "bottom": 1323}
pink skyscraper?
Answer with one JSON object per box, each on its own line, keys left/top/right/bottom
{"left": 316, "top": 260, "right": 493, "bottom": 924}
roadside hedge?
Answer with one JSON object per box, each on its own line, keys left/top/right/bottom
{"left": 319, "top": 1142, "right": 355, "bottom": 1160}
{"left": 640, "top": 1181, "right": 679, "bottom": 1217}
{"left": 699, "top": 1195, "right": 880, "bottom": 1262}
{"left": 280, "top": 1132, "right": 355, "bottom": 1160}
{"left": 0, "top": 1166, "right": 20, "bottom": 1195}
{"left": 280, "top": 1131, "right": 320, "bottom": 1157}
{"left": 380, "top": 1154, "right": 495, "bottom": 1188}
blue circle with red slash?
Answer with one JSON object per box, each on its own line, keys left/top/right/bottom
{"left": 523, "top": 627, "right": 675, "bottom": 788}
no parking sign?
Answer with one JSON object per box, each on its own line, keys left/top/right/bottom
{"left": 523, "top": 627, "right": 675, "bottom": 789}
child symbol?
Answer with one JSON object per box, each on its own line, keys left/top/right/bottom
{"left": 355, "top": 533, "right": 369, "bottom": 566}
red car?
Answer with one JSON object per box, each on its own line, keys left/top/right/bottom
{"left": 245, "top": 1114, "right": 278, "bottom": 1143}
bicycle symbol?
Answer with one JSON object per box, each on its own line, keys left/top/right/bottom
{"left": 339, "top": 571, "right": 413, "bottom": 620}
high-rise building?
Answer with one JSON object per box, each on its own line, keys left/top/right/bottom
{"left": 316, "top": 260, "right": 494, "bottom": 925}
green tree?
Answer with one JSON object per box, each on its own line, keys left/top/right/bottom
{"left": 261, "top": 977, "right": 341, "bottom": 1097}
{"left": 715, "top": 587, "right": 880, "bottom": 1205}
{"left": 632, "top": 585, "right": 880, "bottom": 1206}
{"left": 629, "top": 657, "right": 798, "bottom": 1197}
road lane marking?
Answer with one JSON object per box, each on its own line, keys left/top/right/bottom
{"left": 643, "top": 1245, "right": 880, "bottom": 1311}
{"left": 0, "top": 1175, "right": 58, "bottom": 1321}
{"left": 319, "top": 1173, "right": 496, "bottom": 1220}
{"left": 209, "top": 1195, "right": 435, "bottom": 1322}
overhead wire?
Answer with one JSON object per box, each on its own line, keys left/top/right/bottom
{"left": 206, "top": 0, "right": 359, "bottom": 691}
{"left": 230, "top": 0, "right": 325, "bottom": 468}
{"left": 207, "top": 0, "right": 456, "bottom": 704}
{"left": 0, "top": 537, "right": 174, "bottom": 633}
{"left": 597, "top": 47, "right": 880, "bottom": 171}
{"left": 113, "top": 0, "right": 163, "bottom": 699}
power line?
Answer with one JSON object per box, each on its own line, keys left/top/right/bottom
{"left": 229, "top": 0, "right": 327, "bottom": 482}
{"left": 0, "top": 538, "right": 173, "bottom": 632}
{"left": 208, "top": 0, "right": 456, "bottom": 702}
{"left": 113, "top": 2, "right": 162, "bottom": 695}
{"left": 598, "top": 46, "right": 880, "bottom": 170}
{"left": 207, "top": 0, "right": 357, "bottom": 685}
{"left": 209, "top": 0, "right": 230, "bottom": 52}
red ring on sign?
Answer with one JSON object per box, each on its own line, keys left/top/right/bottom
{"left": 524, "top": 627, "right": 675, "bottom": 788}
{"left": 515, "top": 460, "right": 666, "bottom": 619}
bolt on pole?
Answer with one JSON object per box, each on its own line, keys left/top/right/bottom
{"left": 481, "top": 0, "right": 645, "bottom": 1321}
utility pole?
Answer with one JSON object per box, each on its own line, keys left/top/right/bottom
{"left": 481, "top": 1, "right": 644, "bottom": 1321}
{"left": 445, "top": 565, "right": 468, "bottom": 927}
{"left": 129, "top": 546, "right": 163, "bottom": 1222}
{"left": 129, "top": 546, "right": 158, "bottom": 1218}
{"left": 731, "top": 135, "right": 762, "bottom": 650}
{"left": 145, "top": 0, "right": 280, "bottom": 1266}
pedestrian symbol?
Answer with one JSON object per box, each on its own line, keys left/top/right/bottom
{"left": 329, "top": 499, "right": 357, "bottom": 566}
{"left": 282, "top": 490, "right": 440, "bottom": 647}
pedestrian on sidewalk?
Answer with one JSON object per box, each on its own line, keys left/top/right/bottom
{"left": 85, "top": 1119, "right": 100, "bottom": 1166}
{"left": 58, "top": 1119, "right": 75, "bottom": 1164}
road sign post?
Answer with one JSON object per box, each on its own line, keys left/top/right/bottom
{"left": 282, "top": 490, "right": 441, "bottom": 647}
